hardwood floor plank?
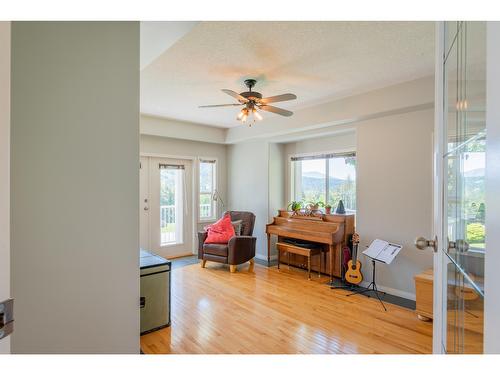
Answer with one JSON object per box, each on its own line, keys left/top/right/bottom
{"left": 140, "top": 262, "right": 432, "bottom": 354}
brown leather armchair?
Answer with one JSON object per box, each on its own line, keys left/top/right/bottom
{"left": 198, "top": 211, "right": 256, "bottom": 272}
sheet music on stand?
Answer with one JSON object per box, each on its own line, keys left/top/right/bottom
{"left": 362, "top": 239, "right": 402, "bottom": 264}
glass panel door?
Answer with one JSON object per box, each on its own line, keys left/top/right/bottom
{"left": 160, "top": 166, "right": 184, "bottom": 245}
{"left": 442, "top": 21, "right": 485, "bottom": 354}
{"left": 149, "top": 157, "right": 193, "bottom": 259}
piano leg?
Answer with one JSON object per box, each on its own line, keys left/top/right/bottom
{"left": 267, "top": 233, "right": 271, "bottom": 266}
{"left": 318, "top": 251, "right": 322, "bottom": 278}
{"left": 329, "top": 244, "right": 334, "bottom": 283}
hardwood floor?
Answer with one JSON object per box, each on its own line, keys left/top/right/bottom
{"left": 140, "top": 261, "right": 432, "bottom": 354}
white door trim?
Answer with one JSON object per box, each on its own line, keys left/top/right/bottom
{"left": 149, "top": 157, "right": 193, "bottom": 259}
{"left": 432, "top": 21, "right": 445, "bottom": 354}
{"left": 484, "top": 21, "right": 500, "bottom": 354}
{"left": 0, "top": 21, "right": 11, "bottom": 354}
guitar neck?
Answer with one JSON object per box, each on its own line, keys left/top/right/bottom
{"left": 352, "top": 243, "right": 358, "bottom": 262}
{"left": 351, "top": 233, "right": 359, "bottom": 262}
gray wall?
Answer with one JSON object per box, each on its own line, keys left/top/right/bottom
{"left": 356, "top": 109, "right": 434, "bottom": 299}
{"left": 227, "top": 140, "right": 270, "bottom": 259}
{"left": 11, "top": 22, "right": 140, "bottom": 353}
{"left": 0, "top": 21, "right": 10, "bottom": 354}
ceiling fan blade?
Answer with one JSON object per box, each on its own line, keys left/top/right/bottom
{"left": 258, "top": 105, "right": 293, "bottom": 117}
{"left": 221, "top": 89, "right": 249, "bottom": 103}
{"left": 259, "top": 93, "right": 297, "bottom": 104}
{"left": 199, "top": 104, "right": 243, "bottom": 108}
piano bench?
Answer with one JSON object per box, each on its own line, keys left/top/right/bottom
{"left": 276, "top": 242, "right": 322, "bottom": 280}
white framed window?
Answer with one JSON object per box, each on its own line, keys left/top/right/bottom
{"left": 290, "top": 152, "right": 356, "bottom": 212}
{"left": 199, "top": 159, "right": 217, "bottom": 221}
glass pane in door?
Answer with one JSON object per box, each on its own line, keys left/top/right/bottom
{"left": 445, "top": 260, "right": 484, "bottom": 353}
{"left": 442, "top": 21, "right": 485, "bottom": 354}
{"left": 160, "top": 167, "right": 184, "bottom": 245}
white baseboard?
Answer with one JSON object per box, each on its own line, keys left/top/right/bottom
{"left": 255, "top": 253, "right": 415, "bottom": 301}
{"left": 358, "top": 280, "right": 416, "bottom": 301}
{"left": 255, "top": 253, "right": 277, "bottom": 261}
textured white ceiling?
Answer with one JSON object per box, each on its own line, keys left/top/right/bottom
{"left": 140, "top": 21, "right": 434, "bottom": 128}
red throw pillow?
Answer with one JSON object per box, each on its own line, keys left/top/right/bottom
{"left": 204, "top": 213, "right": 236, "bottom": 244}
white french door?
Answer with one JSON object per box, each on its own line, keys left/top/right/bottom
{"left": 430, "top": 21, "right": 486, "bottom": 354}
{"left": 140, "top": 156, "right": 150, "bottom": 250}
{"left": 140, "top": 156, "right": 193, "bottom": 259}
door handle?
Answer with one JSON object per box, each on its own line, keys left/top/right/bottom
{"left": 415, "top": 236, "right": 438, "bottom": 252}
{"left": 448, "top": 239, "right": 469, "bottom": 253}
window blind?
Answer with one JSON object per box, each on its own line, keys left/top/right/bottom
{"left": 290, "top": 151, "right": 356, "bottom": 162}
{"left": 159, "top": 164, "right": 185, "bottom": 169}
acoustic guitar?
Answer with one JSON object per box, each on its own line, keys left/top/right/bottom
{"left": 345, "top": 233, "right": 363, "bottom": 285}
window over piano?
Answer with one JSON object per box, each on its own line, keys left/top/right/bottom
{"left": 290, "top": 152, "right": 356, "bottom": 212}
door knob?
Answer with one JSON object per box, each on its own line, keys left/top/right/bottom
{"left": 448, "top": 239, "right": 469, "bottom": 253}
{"left": 415, "top": 236, "right": 438, "bottom": 252}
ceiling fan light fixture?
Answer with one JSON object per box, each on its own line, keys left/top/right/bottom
{"left": 239, "top": 108, "right": 249, "bottom": 122}
{"left": 237, "top": 109, "right": 245, "bottom": 120}
{"left": 253, "top": 108, "right": 263, "bottom": 121}
{"left": 200, "top": 79, "right": 296, "bottom": 125}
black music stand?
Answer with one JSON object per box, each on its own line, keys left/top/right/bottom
{"left": 347, "top": 256, "right": 386, "bottom": 311}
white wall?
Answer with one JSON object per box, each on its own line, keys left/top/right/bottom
{"left": 356, "top": 109, "right": 434, "bottom": 299}
{"left": 485, "top": 21, "right": 500, "bottom": 354}
{"left": 141, "top": 114, "right": 226, "bottom": 144}
{"left": 10, "top": 22, "right": 140, "bottom": 353}
{"left": 0, "top": 21, "right": 10, "bottom": 354}
{"left": 268, "top": 143, "right": 286, "bottom": 259}
{"left": 227, "top": 140, "right": 270, "bottom": 260}
{"left": 269, "top": 143, "right": 286, "bottom": 218}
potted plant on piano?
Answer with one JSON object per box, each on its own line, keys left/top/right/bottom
{"left": 287, "top": 201, "right": 302, "bottom": 216}
{"left": 307, "top": 200, "right": 324, "bottom": 212}
{"left": 324, "top": 204, "right": 332, "bottom": 215}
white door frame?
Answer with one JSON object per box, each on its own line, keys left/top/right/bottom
{"left": 140, "top": 153, "right": 198, "bottom": 256}
{"left": 0, "top": 21, "right": 11, "bottom": 354}
{"left": 435, "top": 21, "right": 500, "bottom": 354}
{"left": 432, "top": 21, "right": 446, "bottom": 354}
{"left": 484, "top": 21, "right": 500, "bottom": 354}
{"left": 149, "top": 156, "right": 193, "bottom": 258}
{"left": 140, "top": 156, "right": 151, "bottom": 250}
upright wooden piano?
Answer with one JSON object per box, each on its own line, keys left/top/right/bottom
{"left": 266, "top": 211, "right": 355, "bottom": 282}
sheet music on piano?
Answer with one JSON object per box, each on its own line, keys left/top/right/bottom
{"left": 362, "top": 239, "right": 402, "bottom": 265}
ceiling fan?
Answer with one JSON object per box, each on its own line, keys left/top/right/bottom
{"left": 199, "top": 79, "right": 297, "bottom": 124}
